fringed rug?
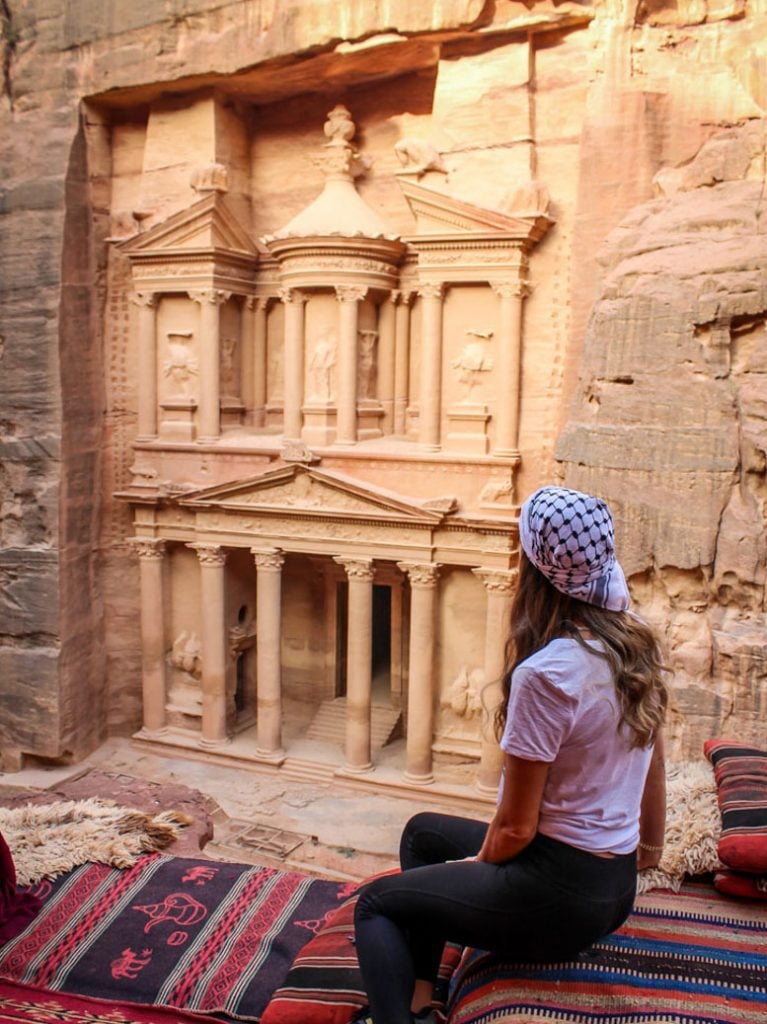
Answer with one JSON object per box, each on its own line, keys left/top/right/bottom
{"left": 448, "top": 881, "right": 767, "bottom": 1024}
{"left": 0, "top": 799, "right": 193, "bottom": 884}
{"left": 0, "top": 854, "right": 350, "bottom": 1021}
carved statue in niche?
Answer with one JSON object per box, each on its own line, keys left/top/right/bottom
{"left": 308, "top": 327, "right": 336, "bottom": 402}
{"left": 163, "top": 332, "right": 198, "bottom": 397}
{"left": 439, "top": 666, "right": 484, "bottom": 740}
{"left": 452, "top": 341, "right": 493, "bottom": 401}
{"left": 357, "top": 329, "right": 378, "bottom": 400}
{"left": 170, "top": 631, "right": 202, "bottom": 678}
{"left": 394, "top": 139, "right": 448, "bottom": 178}
{"left": 220, "top": 336, "right": 239, "bottom": 397}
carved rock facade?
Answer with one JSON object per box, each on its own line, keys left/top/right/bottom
{"left": 1, "top": 0, "right": 765, "bottom": 787}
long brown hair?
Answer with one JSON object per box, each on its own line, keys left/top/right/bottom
{"left": 495, "top": 552, "right": 668, "bottom": 748}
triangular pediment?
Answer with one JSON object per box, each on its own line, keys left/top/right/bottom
{"left": 178, "top": 465, "right": 447, "bottom": 523}
{"left": 120, "top": 193, "right": 257, "bottom": 260}
{"left": 399, "top": 179, "right": 552, "bottom": 242}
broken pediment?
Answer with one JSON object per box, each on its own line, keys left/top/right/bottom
{"left": 178, "top": 464, "right": 451, "bottom": 524}
{"left": 120, "top": 192, "right": 258, "bottom": 262}
{"left": 398, "top": 179, "right": 552, "bottom": 245}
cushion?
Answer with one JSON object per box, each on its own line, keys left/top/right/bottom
{"left": 704, "top": 739, "right": 767, "bottom": 873}
{"left": 713, "top": 869, "right": 767, "bottom": 902}
{"left": 261, "top": 883, "right": 459, "bottom": 1024}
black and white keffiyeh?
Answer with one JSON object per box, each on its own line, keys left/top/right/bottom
{"left": 518, "top": 486, "right": 630, "bottom": 611}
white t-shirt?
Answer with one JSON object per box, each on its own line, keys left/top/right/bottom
{"left": 499, "top": 637, "right": 653, "bottom": 855}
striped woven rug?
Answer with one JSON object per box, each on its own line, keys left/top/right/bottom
{"left": 448, "top": 882, "right": 767, "bottom": 1024}
{"left": 0, "top": 853, "right": 349, "bottom": 1021}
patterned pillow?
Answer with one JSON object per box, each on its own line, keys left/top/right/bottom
{"left": 261, "top": 884, "right": 459, "bottom": 1024}
{"left": 713, "top": 869, "right": 767, "bottom": 902}
{"left": 260, "top": 891, "right": 365, "bottom": 1024}
{"left": 704, "top": 740, "right": 767, "bottom": 873}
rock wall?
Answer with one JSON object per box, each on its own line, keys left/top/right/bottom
{"left": 1, "top": 0, "right": 766, "bottom": 766}
{"left": 558, "top": 120, "right": 767, "bottom": 757}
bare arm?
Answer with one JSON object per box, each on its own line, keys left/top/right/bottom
{"left": 637, "top": 728, "right": 666, "bottom": 870}
{"left": 477, "top": 753, "right": 550, "bottom": 864}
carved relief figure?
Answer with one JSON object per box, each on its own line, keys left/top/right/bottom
{"left": 358, "top": 329, "right": 378, "bottom": 400}
{"left": 452, "top": 341, "right": 494, "bottom": 400}
{"left": 163, "top": 333, "right": 198, "bottom": 397}
{"left": 170, "top": 631, "right": 202, "bottom": 679}
{"left": 220, "top": 336, "right": 239, "bottom": 396}
{"left": 308, "top": 328, "right": 336, "bottom": 402}
{"left": 394, "top": 139, "right": 448, "bottom": 178}
{"left": 439, "top": 666, "right": 485, "bottom": 740}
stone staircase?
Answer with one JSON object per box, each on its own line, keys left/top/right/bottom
{"left": 305, "top": 697, "right": 402, "bottom": 750}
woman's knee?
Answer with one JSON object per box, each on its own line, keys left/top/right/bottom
{"left": 399, "top": 812, "right": 438, "bottom": 867}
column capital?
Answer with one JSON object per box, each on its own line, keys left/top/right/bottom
{"left": 129, "top": 537, "right": 166, "bottom": 560}
{"left": 189, "top": 289, "right": 231, "bottom": 306}
{"left": 130, "top": 291, "right": 157, "bottom": 308}
{"left": 251, "top": 547, "right": 285, "bottom": 570}
{"left": 397, "top": 561, "right": 440, "bottom": 588}
{"left": 334, "top": 556, "right": 374, "bottom": 581}
{"left": 335, "top": 284, "right": 368, "bottom": 304}
{"left": 190, "top": 543, "right": 227, "bottom": 567}
{"left": 246, "top": 295, "right": 273, "bottom": 312}
{"left": 417, "top": 282, "right": 444, "bottom": 301}
{"left": 472, "top": 567, "right": 519, "bottom": 594}
{"left": 490, "top": 279, "right": 530, "bottom": 300}
{"left": 278, "top": 286, "right": 306, "bottom": 305}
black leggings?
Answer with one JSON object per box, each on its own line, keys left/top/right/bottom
{"left": 354, "top": 812, "right": 637, "bottom": 1024}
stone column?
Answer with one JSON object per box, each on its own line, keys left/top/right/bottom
{"left": 191, "top": 289, "right": 230, "bottom": 442}
{"left": 397, "top": 561, "right": 440, "bottom": 784}
{"left": 334, "top": 556, "right": 375, "bottom": 772}
{"left": 132, "top": 538, "right": 167, "bottom": 735}
{"left": 377, "top": 293, "right": 397, "bottom": 434}
{"left": 240, "top": 297, "right": 255, "bottom": 419}
{"left": 393, "top": 290, "right": 413, "bottom": 436}
{"left": 491, "top": 279, "right": 528, "bottom": 456}
{"left": 131, "top": 292, "right": 158, "bottom": 440}
{"left": 192, "top": 543, "right": 229, "bottom": 746}
{"left": 418, "top": 283, "right": 444, "bottom": 450}
{"left": 252, "top": 297, "right": 270, "bottom": 427}
{"left": 280, "top": 288, "right": 306, "bottom": 440}
{"left": 472, "top": 567, "right": 518, "bottom": 793}
{"left": 252, "top": 547, "right": 286, "bottom": 761}
{"left": 335, "top": 285, "right": 367, "bottom": 445}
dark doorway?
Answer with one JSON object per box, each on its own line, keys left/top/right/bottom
{"left": 372, "top": 584, "right": 391, "bottom": 702}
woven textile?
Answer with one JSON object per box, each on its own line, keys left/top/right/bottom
{"left": 0, "top": 853, "right": 348, "bottom": 1021}
{"left": 0, "top": 977, "right": 227, "bottom": 1024}
{"left": 705, "top": 740, "right": 767, "bottom": 874}
{"left": 261, "top": 886, "right": 460, "bottom": 1024}
{"left": 448, "top": 882, "right": 767, "bottom": 1024}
